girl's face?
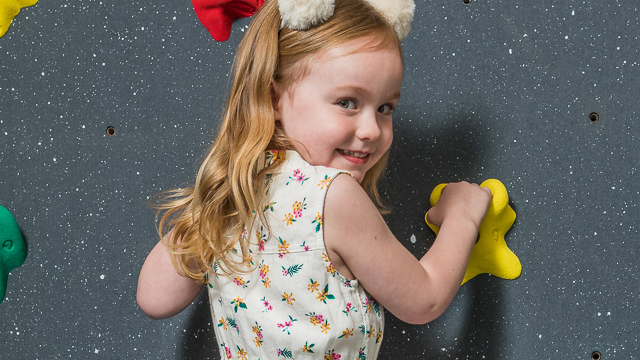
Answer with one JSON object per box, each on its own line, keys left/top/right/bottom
{"left": 273, "top": 37, "right": 403, "bottom": 183}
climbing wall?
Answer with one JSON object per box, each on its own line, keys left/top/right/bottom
{"left": 1, "top": 0, "right": 638, "bottom": 359}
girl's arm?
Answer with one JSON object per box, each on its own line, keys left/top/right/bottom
{"left": 324, "top": 175, "right": 491, "bottom": 325}
{"left": 136, "top": 233, "right": 202, "bottom": 319}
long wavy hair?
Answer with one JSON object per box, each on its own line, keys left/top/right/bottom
{"left": 154, "top": 0, "right": 403, "bottom": 281}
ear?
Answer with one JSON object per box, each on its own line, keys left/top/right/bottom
{"left": 271, "top": 81, "right": 282, "bottom": 121}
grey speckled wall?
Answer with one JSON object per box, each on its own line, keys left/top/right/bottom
{"left": 1, "top": 0, "right": 638, "bottom": 359}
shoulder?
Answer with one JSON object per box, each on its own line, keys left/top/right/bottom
{"left": 270, "top": 152, "right": 352, "bottom": 196}
{"left": 324, "top": 174, "right": 380, "bottom": 215}
{"left": 324, "top": 174, "right": 390, "bottom": 263}
{"left": 324, "top": 174, "right": 389, "bottom": 243}
{"left": 271, "top": 151, "right": 347, "bottom": 180}
{"left": 325, "top": 173, "right": 370, "bottom": 208}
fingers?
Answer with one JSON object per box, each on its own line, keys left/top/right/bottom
{"left": 428, "top": 181, "right": 492, "bottom": 228}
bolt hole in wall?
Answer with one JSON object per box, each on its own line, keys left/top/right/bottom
{"left": 463, "top": 0, "right": 472, "bottom": 4}
{"left": 589, "top": 112, "right": 599, "bottom": 122}
{"left": 592, "top": 351, "right": 602, "bottom": 360}
{"left": 106, "top": 126, "right": 116, "bottom": 136}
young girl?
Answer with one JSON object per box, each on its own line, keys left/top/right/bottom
{"left": 137, "top": 0, "right": 492, "bottom": 359}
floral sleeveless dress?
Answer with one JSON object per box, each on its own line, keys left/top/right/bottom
{"left": 207, "top": 150, "right": 384, "bottom": 360}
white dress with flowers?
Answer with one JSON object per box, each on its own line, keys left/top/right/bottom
{"left": 207, "top": 150, "right": 384, "bottom": 360}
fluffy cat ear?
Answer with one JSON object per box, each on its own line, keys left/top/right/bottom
{"left": 278, "top": 0, "right": 335, "bottom": 30}
{"left": 277, "top": 0, "right": 415, "bottom": 40}
{"left": 363, "top": 0, "right": 415, "bottom": 40}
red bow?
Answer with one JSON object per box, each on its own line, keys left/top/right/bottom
{"left": 192, "top": 0, "right": 266, "bottom": 41}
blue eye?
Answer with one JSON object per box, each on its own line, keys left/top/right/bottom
{"left": 338, "top": 99, "right": 357, "bottom": 110}
{"left": 378, "top": 104, "right": 393, "bottom": 115}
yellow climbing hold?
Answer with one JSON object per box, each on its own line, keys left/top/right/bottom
{"left": 426, "top": 179, "right": 522, "bottom": 285}
{"left": 0, "top": 0, "right": 38, "bottom": 38}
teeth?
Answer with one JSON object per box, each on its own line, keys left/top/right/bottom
{"left": 339, "top": 149, "right": 367, "bottom": 158}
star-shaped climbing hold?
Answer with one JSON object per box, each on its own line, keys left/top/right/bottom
{"left": 425, "top": 179, "right": 521, "bottom": 285}
{"left": 192, "top": 0, "right": 266, "bottom": 42}
{"left": 0, "top": 205, "right": 27, "bottom": 303}
{"left": 0, "top": 0, "right": 38, "bottom": 38}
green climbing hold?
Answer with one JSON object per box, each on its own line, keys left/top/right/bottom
{"left": 0, "top": 205, "right": 27, "bottom": 303}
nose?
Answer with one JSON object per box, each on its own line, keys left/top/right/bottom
{"left": 355, "top": 111, "right": 382, "bottom": 142}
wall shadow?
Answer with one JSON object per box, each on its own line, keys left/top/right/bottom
{"left": 177, "top": 288, "right": 220, "bottom": 360}
{"left": 378, "top": 108, "right": 507, "bottom": 359}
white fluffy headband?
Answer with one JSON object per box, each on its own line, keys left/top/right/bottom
{"left": 278, "top": 0, "right": 416, "bottom": 40}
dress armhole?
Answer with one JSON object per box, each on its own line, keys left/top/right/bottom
{"left": 321, "top": 171, "right": 359, "bottom": 284}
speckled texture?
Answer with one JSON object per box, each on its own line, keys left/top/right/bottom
{"left": 1, "top": 0, "right": 638, "bottom": 359}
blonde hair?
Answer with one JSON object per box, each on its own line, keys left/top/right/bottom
{"left": 154, "top": 0, "right": 403, "bottom": 281}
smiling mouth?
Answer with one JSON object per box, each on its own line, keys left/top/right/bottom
{"left": 338, "top": 149, "right": 369, "bottom": 158}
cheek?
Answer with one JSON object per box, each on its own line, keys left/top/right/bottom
{"left": 381, "top": 122, "right": 394, "bottom": 149}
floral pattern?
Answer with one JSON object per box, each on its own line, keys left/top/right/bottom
{"left": 252, "top": 323, "right": 264, "bottom": 347}
{"left": 286, "top": 169, "right": 309, "bottom": 185}
{"left": 207, "top": 151, "right": 384, "bottom": 360}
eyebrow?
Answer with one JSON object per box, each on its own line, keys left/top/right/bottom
{"left": 333, "top": 85, "right": 401, "bottom": 101}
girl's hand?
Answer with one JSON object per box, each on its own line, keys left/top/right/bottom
{"left": 426, "top": 181, "right": 492, "bottom": 231}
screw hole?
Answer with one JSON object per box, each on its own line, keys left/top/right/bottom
{"left": 463, "top": 0, "right": 472, "bottom": 4}
{"left": 589, "top": 112, "right": 599, "bottom": 122}
{"left": 592, "top": 351, "right": 601, "bottom": 360}
{"left": 106, "top": 126, "right": 116, "bottom": 136}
